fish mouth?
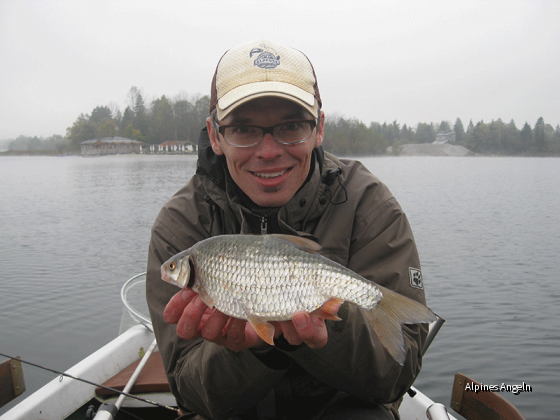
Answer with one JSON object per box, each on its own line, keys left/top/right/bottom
{"left": 161, "top": 265, "right": 174, "bottom": 284}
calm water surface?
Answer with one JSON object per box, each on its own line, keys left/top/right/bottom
{"left": 1, "top": 155, "right": 558, "bottom": 418}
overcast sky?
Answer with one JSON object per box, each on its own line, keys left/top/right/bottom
{"left": 1, "top": 0, "right": 558, "bottom": 139}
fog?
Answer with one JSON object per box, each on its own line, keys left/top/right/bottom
{"left": 1, "top": 0, "right": 559, "bottom": 139}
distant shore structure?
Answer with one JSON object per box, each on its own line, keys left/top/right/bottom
{"left": 392, "top": 143, "right": 473, "bottom": 156}
{"left": 153, "top": 141, "right": 194, "bottom": 154}
{"left": 433, "top": 131, "right": 456, "bottom": 144}
{"left": 386, "top": 130, "right": 472, "bottom": 155}
{"left": 81, "top": 137, "right": 146, "bottom": 156}
{"left": 81, "top": 137, "right": 196, "bottom": 156}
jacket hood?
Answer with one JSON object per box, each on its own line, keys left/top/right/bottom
{"left": 195, "top": 127, "right": 228, "bottom": 190}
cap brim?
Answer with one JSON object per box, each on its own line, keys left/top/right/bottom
{"left": 216, "top": 81, "right": 318, "bottom": 120}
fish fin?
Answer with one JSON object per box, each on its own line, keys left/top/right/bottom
{"left": 363, "top": 286, "right": 437, "bottom": 366}
{"left": 270, "top": 234, "right": 322, "bottom": 253}
{"left": 197, "top": 286, "right": 216, "bottom": 308}
{"left": 310, "top": 297, "right": 344, "bottom": 321}
{"left": 247, "top": 316, "right": 275, "bottom": 345}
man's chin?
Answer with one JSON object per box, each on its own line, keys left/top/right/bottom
{"left": 249, "top": 188, "right": 293, "bottom": 208}
{"left": 262, "top": 186, "right": 281, "bottom": 193}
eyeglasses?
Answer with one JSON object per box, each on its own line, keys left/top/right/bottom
{"left": 216, "top": 119, "right": 318, "bottom": 148}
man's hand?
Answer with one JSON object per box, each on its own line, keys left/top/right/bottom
{"left": 163, "top": 289, "right": 262, "bottom": 351}
{"left": 276, "top": 313, "right": 328, "bottom": 349}
{"left": 163, "top": 289, "right": 329, "bottom": 351}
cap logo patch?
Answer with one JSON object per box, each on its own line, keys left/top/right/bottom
{"left": 409, "top": 267, "right": 424, "bottom": 289}
{"left": 250, "top": 44, "right": 280, "bottom": 69}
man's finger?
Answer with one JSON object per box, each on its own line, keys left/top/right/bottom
{"left": 224, "top": 318, "right": 249, "bottom": 352}
{"left": 176, "top": 295, "right": 207, "bottom": 340}
{"left": 277, "top": 320, "right": 303, "bottom": 346}
{"left": 292, "top": 312, "right": 328, "bottom": 349}
{"left": 164, "top": 289, "right": 197, "bottom": 324}
{"left": 200, "top": 309, "right": 230, "bottom": 342}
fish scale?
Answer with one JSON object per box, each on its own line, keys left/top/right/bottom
{"left": 190, "top": 235, "right": 374, "bottom": 320}
{"left": 161, "top": 233, "right": 436, "bottom": 365}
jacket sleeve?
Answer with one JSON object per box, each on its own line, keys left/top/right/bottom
{"left": 146, "top": 180, "right": 288, "bottom": 419}
{"left": 278, "top": 164, "right": 428, "bottom": 405}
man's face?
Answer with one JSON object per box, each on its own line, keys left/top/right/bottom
{"left": 207, "top": 97, "right": 324, "bottom": 208}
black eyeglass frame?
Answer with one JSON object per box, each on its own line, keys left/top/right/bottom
{"left": 216, "top": 119, "right": 318, "bottom": 148}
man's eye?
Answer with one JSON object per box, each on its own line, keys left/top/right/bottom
{"left": 280, "top": 122, "right": 303, "bottom": 131}
{"left": 232, "top": 126, "right": 255, "bottom": 135}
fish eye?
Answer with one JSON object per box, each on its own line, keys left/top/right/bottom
{"left": 169, "top": 261, "right": 176, "bottom": 271}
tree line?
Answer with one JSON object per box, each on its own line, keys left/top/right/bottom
{"left": 64, "top": 86, "right": 210, "bottom": 150}
{"left": 324, "top": 115, "right": 560, "bottom": 156}
{"left": 3, "top": 134, "right": 66, "bottom": 154}
{"left": 4, "top": 86, "right": 560, "bottom": 156}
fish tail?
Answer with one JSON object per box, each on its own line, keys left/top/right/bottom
{"left": 363, "top": 286, "right": 436, "bottom": 365}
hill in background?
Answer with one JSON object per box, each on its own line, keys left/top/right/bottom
{"left": 390, "top": 143, "right": 474, "bottom": 156}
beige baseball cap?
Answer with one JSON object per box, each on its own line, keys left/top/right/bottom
{"left": 209, "top": 39, "right": 322, "bottom": 120}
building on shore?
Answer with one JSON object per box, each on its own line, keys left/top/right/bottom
{"left": 81, "top": 137, "right": 147, "bottom": 156}
{"left": 81, "top": 137, "right": 197, "bottom": 156}
{"left": 155, "top": 141, "right": 195, "bottom": 154}
{"left": 433, "top": 131, "right": 456, "bottom": 144}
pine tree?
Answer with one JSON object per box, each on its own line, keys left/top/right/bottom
{"left": 454, "top": 118, "right": 465, "bottom": 144}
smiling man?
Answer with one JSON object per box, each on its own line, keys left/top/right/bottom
{"left": 208, "top": 97, "right": 323, "bottom": 208}
{"left": 147, "top": 40, "right": 429, "bottom": 419}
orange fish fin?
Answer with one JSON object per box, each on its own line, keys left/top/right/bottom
{"left": 310, "top": 297, "right": 344, "bottom": 321}
{"left": 247, "top": 316, "right": 275, "bottom": 345}
{"left": 270, "top": 234, "right": 322, "bottom": 253}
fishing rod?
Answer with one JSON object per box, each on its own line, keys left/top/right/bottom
{"left": 0, "top": 351, "right": 179, "bottom": 414}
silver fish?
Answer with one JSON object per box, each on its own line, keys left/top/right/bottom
{"left": 161, "top": 234, "right": 435, "bottom": 365}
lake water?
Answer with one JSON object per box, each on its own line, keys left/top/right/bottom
{"left": 1, "top": 154, "right": 558, "bottom": 419}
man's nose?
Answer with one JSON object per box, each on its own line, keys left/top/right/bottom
{"left": 255, "top": 133, "right": 283, "bottom": 159}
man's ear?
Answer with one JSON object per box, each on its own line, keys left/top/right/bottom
{"left": 315, "top": 111, "right": 325, "bottom": 147}
{"left": 207, "top": 117, "right": 224, "bottom": 155}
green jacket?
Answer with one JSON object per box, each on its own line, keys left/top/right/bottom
{"left": 146, "top": 129, "right": 428, "bottom": 419}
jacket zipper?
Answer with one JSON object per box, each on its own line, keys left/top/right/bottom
{"left": 261, "top": 216, "right": 267, "bottom": 235}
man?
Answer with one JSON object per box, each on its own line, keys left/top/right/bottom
{"left": 147, "top": 39, "right": 428, "bottom": 419}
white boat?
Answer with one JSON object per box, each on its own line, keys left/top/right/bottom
{"left": 1, "top": 273, "right": 524, "bottom": 420}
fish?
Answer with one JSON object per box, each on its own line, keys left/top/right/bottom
{"left": 161, "top": 234, "right": 436, "bottom": 365}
